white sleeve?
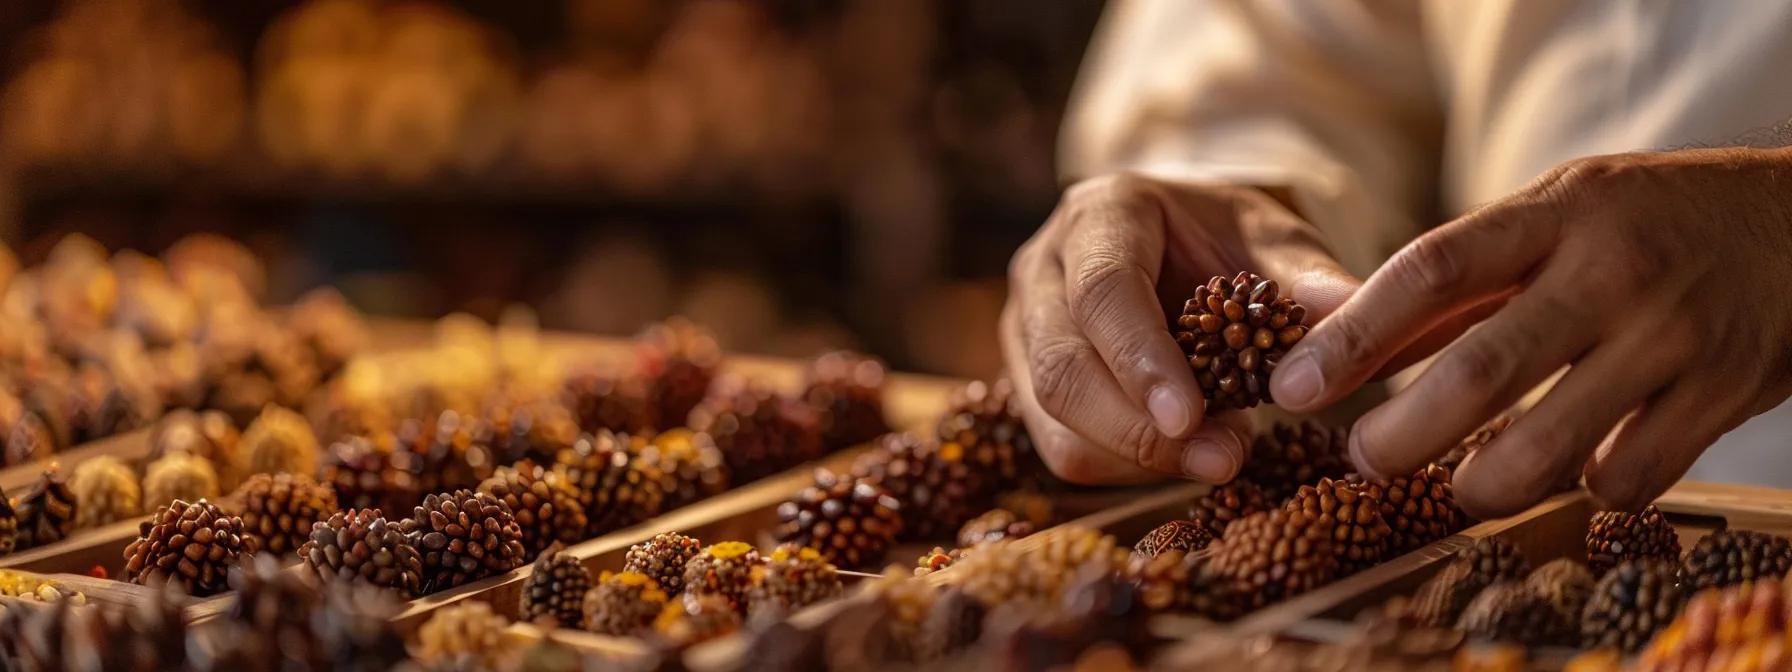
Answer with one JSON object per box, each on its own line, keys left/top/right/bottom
{"left": 1059, "top": 0, "right": 1441, "bottom": 277}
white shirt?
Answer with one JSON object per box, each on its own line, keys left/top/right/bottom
{"left": 1061, "top": 0, "right": 1792, "bottom": 485}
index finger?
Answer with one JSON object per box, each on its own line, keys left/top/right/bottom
{"left": 1269, "top": 190, "right": 1565, "bottom": 413}
{"left": 1057, "top": 182, "right": 1209, "bottom": 439}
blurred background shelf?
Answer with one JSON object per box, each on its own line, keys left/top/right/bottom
{"left": 0, "top": 0, "right": 1112, "bottom": 377}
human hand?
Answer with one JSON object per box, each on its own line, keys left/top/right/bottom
{"left": 1001, "top": 174, "right": 1361, "bottom": 484}
{"left": 1271, "top": 147, "right": 1792, "bottom": 516}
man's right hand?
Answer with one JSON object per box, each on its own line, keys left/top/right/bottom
{"left": 1000, "top": 174, "right": 1362, "bottom": 484}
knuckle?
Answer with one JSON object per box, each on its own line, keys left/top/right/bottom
{"left": 1008, "top": 238, "right": 1044, "bottom": 286}
{"left": 1522, "top": 293, "right": 1579, "bottom": 340}
{"left": 1441, "top": 338, "right": 1513, "bottom": 391}
{"left": 1551, "top": 156, "right": 1604, "bottom": 189}
{"left": 1541, "top": 154, "right": 1642, "bottom": 211}
{"left": 1077, "top": 172, "right": 1157, "bottom": 204}
{"left": 1590, "top": 235, "right": 1672, "bottom": 298}
{"left": 1115, "top": 421, "right": 1163, "bottom": 470}
{"left": 1030, "top": 338, "right": 1098, "bottom": 417}
{"left": 1319, "top": 313, "right": 1378, "bottom": 372}
{"left": 1067, "top": 256, "right": 1148, "bottom": 325}
{"left": 1389, "top": 234, "right": 1464, "bottom": 295}
{"left": 1596, "top": 258, "right": 1652, "bottom": 299}
{"left": 1653, "top": 322, "right": 1701, "bottom": 365}
{"left": 1064, "top": 173, "right": 1162, "bottom": 221}
{"left": 1554, "top": 156, "right": 1623, "bottom": 195}
{"left": 1104, "top": 337, "right": 1157, "bottom": 379}
{"left": 1510, "top": 439, "right": 1569, "bottom": 490}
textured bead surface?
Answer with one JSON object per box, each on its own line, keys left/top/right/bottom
{"left": 1174, "top": 272, "right": 1308, "bottom": 413}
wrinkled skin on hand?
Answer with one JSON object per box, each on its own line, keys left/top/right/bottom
{"left": 1000, "top": 174, "right": 1360, "bottom": 484}
{"left": 1273, "top": 147, "right": 1792, "bottom": 517}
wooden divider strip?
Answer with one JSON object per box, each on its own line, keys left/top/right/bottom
{"left": 0, "top": 518, "right": 145, "bottom": 576}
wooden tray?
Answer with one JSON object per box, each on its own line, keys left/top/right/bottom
{"left": 1155, "top": 480, "right": 1792, "bottom": 667}
{"left": 2, "top": 325, "right": 980, "bottom": 636}
{"left": 374, "top": 445, "right": 874, "bottom": 631}
{"left": 690, "top": 482, "right": 1206, "bottom": 670}
{"left": 0, "top": 318, "right": 458, "bottom": 574}
{"left": 489, "top": 481, "right": 1207, "bottom": 668}
{"left": 0, "top": 442, "right": 900, "bottom": 626}
{"left": 413, "top": 478, "right": 1196, "bottom": 650}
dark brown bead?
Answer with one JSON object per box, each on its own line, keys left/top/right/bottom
{"left": 1680, "top": 529, "right": 1792, "bottom": 591}
{"left": 1586, "top": 505, "right": 1681, "bottom": 575}
{"left": 1284, "top": 478, "right": 1391, "bottom": 575}
{"left": 935, "top": 379, "right": 1045, "bottom": 491}
{"left": 299, "top": 508, "right": 422, "bottom": 596}
{"left": 1206, "top": 509, "right": 1338, "bottom": 609}
{"left": 226, "top": 471, "right": 337, "bottom": 555}
{"left": 623, "top": 532, "right": 701, "bottom": 593}
{"left": 1581, "top": 559, "right": 1684, "bottom": 653}
{"left": 520, "top": 549, "right": 593, "bottom": 628}
{"left": 853, "top": 434, "right": 996, "bottom": 540}
{"left": 477, "top": 460, "right": 587, "bottom": 560}
{"left": 398, "top": 489, "right": 526, "bottom": 594}
{"left": 956, "top": 507, "right": 1037, "bottom": 548}
{"left": 689, "top": 378, "right": 822, "bottom": 484}
{"left": 1399, "top": 538, "right": 1530, "bottom": 627}
{"left": 1174, "top": 272, "right": 1309, "bottom": 413}
{"left": 1456, "top": 581, "right": 1576, "bottom": 647}
{"left": 12, "top": 467, "right": 77, "bottom": 550}
{"left": 776, "top": 469, "right": 902, "bottom": 570}
{"left": 803, "top": 351, "right": 891, "bottom": 451}
{"left": 633, "top": 318, "right": 721, "bottom": 430}
{"left": 1376, "top": 464, "right": 1466, "bottom": 554}
{"left": 123, "top": 499, "right": 254, "bottom": 596}
{"left": 1242, "top": 421, "right": 1351, "bottom": 501}
{"left": 1188, "top": 479, "right": 1274, "bottom": 539}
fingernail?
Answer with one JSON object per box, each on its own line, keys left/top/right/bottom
{"left": 1182, "top": 441, "right": 1236, "bottom": 482}
{"left": 1147, "top": 386, "right": 1191, "bottom": 437}
{"left": 1275, "top": 354, "right": 1323, "bottom": 408}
